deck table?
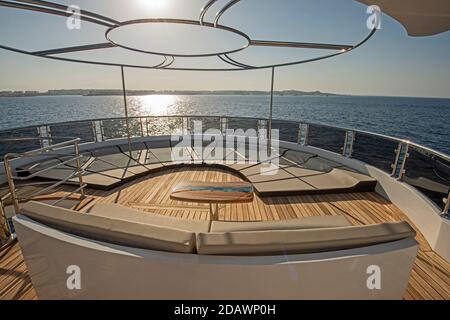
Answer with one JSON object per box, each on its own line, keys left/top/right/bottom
{"left": 170, "top": 181, "right": 254, "bottom": 220}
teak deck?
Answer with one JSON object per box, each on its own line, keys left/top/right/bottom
{"left": 1, "top": 168, "right": 449, "bottom": 300}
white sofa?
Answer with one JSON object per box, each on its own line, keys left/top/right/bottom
{"left": 13, "top": 201, "right": 418, "bottom": 299}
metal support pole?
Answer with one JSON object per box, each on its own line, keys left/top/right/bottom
{"left": 0, "top": 200, "right": 11, "bottom": 244}
{"left": 3, "top": 156, "right": 19, "bottom": 215}
{"left": 398, "top": 143, "right": 409, "bottom": 180}
{"left": 74, "top": 140, "right": 85, "bottom": 198}
{"left": 343, "top": 131, "right": 349, "bottom": 156}
{"left": 94, "top": 120, "right": 103, "bottom": 142}
{"left": 296, "top": 123, "right": 302, "bottom": 144}
{"left": 121, "top": 66, "right": 133, "bottom": 157}
{"left": 342, "top": 131, "right": 356, "bottom": 157}
{"left": 139, "top": 117, "right": 144, "bottom": 137}
{"left": 92, "top": 121, "right": 98, "bottom": 142}
{"left": 181, "top": 116, "right": 185, "bottom": 135}
{"left": 391, "top": 142, "right": 403, "bottom": 176}
{"left": 303, "top": 124, "right": 309, "bottom": 146}
{"left": 99, "top": 120, "right": 105, "bottom": 141}
{"left": 37, "top": 127, "right": 43, "bottom": 148}
{"left": 144, "top": 117, "right": 149, "bottom": 137}
{"left": 47, "top": 125, "right": 53, "bottom": 146}
{"left": 348, "top": 131, "right": 355, "bottom": 157}
{"left": 443, "top": 190, "right": 450, "bottom": 217}
{"left": 267, "top": 67, "right": 275, "bottom": 156}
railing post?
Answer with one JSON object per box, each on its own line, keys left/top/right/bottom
{"left": 93, "top": 120, "right": 102, "bottom": 142}
{"left": 267, "top": 67, "right": 275, "bottom": 156}
{"left": 99, "top": 120, "right": 105, "bottom": 141}
{"left": 92, "top": 121, "right": 98, "bottom": 142}
{"left": 181, "top": 116, "right": 187, "bottom": 136}
{"left": 442, "top": 190, "right": 450, "bottom": 217}
{"left": 3, "top": 156, "right": 20, "bottom": 215}
{"left": 186, "top": 117, "right": 191, "bottom": 135}
{"left": 390, "top": 142, "right": 412, "bottom": 179}
{"left": 348, "top": 131, "right": 355, "bottom": 157}
{"left": 144, "top": 117, "right": 150, "bottom": 136}
{"left": 181, "top": 116, "right": 185, "bottom": 135}
{"left": 74, "top": 140, "right": 85, "bottom": 198}
{"left": 120, "top": 66, "right": 133, "bottom": 157}
{"left": 342, "top": 131, "right": 349, "bottom": 156}
{"left": 342, "top": 131, "right": 355, "bottom": 157}
{"left": 0, "top": 199, "right": 11, "bottom": 245}
{"left": 297, "top": 123, "right": 309, "bottom": 146}
{"left": 303, "top": 124, "right": 309, "bottom": 146}
{"left": 38, "top": 125, "right": 51, "bottom": 148}
{"left": 140, "top": 117, "right": 144, "bottom": 137}
{"left": 391, "top": 142, "right": 403, "bottom": 176}
{"left": 256, "top": 119, "right": 263, "bottom": 138}
{"left": 398, "top": 143, "right": 409, "bottom": 179}
{"left": 221, "top": 117, "right": 228, "bottom": 135}
{"left": 37, "top": 126, "right": 43, "bottom": 148}
{"left": 46, "top": 125, "right": 52, "bottom": 145}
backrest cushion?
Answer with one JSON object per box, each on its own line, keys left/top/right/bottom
{"left": 196, "top": 221, "right": 416, "bottom": 256}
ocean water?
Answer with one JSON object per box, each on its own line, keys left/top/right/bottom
{"left": 0, "top": 94, "right": 449, "bottom": 154}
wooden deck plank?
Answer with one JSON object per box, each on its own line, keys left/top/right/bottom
{"left": 0, "top": 167, "right": 448, "bottom": 300}
{"left": 0, "top": 241, "right": 37, "bottom": 300}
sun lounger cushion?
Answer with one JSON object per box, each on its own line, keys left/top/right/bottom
{"left": 88, "top": 203, "right": 211, "bottom": 233}
{"left": 69, "top": 173, "right": 121, "bottom": 188}
{"left": 301, "top": 168, "right": 376, "bottom": 192}
{"left": 253, "top": 178, "right": 316, "bottom": 194}
{"left": 210, "top": 216, "right": 352, "bottom": 232}
{"left": 89, "top": 146, "right": 120, "bottom": 157}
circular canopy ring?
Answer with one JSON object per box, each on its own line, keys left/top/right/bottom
{"left": 105, "top": 18, "right": 251, "bottom": 58}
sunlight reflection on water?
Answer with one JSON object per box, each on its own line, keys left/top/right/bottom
{"left": 129, "top": 95, "right": 179, "bottom": 115}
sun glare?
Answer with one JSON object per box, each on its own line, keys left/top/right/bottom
{"left": 139, "top": 0, "right": 166, "bottom": 9}
{"left": 136, "top": 95, "right": 177, "bottom": 115}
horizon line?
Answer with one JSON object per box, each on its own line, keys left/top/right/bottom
{"left": 1, "top": 88, "right": 449, "bottom": 100}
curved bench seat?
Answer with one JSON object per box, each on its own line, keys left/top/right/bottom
{"left": 18, "top": 140, "right": 377, "bottom": 195}
{"left": 14, "top": 201, "right": 419, "bottom": 299}
{"left": 19, "top": 201, "right": 416, "bottom": 257}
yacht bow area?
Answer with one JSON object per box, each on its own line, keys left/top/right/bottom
{"left": 0, "top": 116, "right": 448, "bottom": 300}
{"left": 0, "top": 0, "right": 449, "bottom": 303}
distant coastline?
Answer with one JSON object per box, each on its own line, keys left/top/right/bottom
{"left": 0, "top": 89, "right": 340, "bottom": 97}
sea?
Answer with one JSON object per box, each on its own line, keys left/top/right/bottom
{"left": 0, "top": 94, "right": 449, "bottom": 154}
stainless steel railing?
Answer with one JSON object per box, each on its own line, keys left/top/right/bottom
{"left": 0, "top": 115, "right": 449, "bottom": 216}
{"left": 0, "top": 138, "right": 86, "bottom": 244}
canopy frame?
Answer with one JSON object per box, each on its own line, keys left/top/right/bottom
{"left": 0, "top": 0, "right": 380, "bottom": 155}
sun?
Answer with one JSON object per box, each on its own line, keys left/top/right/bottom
{"left": 139, "top": 0, "right": 167, "bottom": 9}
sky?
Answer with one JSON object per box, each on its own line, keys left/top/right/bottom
{"left": 0, "top": 0, "right": 449, "bottom": 98}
